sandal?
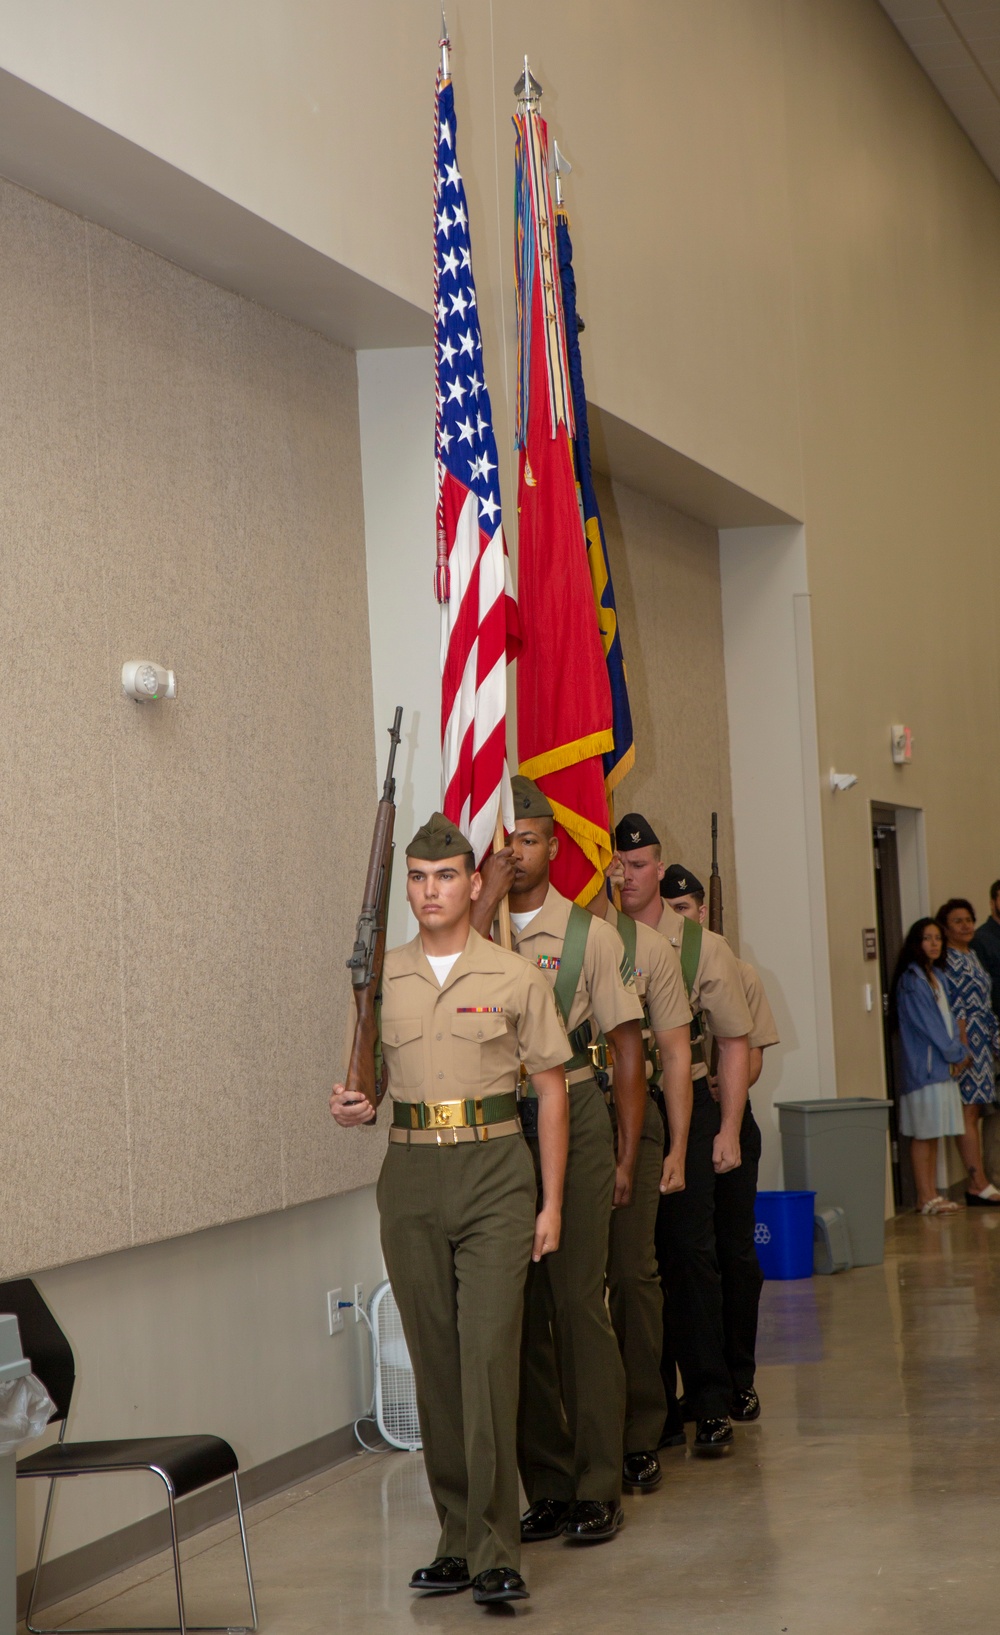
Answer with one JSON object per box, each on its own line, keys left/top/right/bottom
{"left": 966, "top": 1184, "right": 1000, "bottom": 1207}
{"left": 919, "top": 1196, "right": 960, "bottom": 1215}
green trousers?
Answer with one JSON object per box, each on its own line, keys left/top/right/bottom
{"left": 378, "top": 1133, "right": 536, "bottom": 1576}
{"left": 607, "top": 1093, "right": 668, "bottom": 1452}
{"left": 518, "top": 1078, "right": 626, "bottom": 1503}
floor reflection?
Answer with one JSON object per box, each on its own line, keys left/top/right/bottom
{"left": 33, "top": 1211, "right": 1000, "bottom": 1635}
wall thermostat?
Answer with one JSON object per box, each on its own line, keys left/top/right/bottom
{"left": 122, "top": 661, "right": 177, "bottom": 702}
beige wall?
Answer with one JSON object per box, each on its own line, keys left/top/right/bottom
{"left": 598, "top": 475, "right": 737, "bottom": 925}
{"left": 782, "top": 0, "right": 1000, "bottom": 1092}
{"left": 0, "top": 175, "right": 381, "bottom": 1277}
{"left": 0, "top": 0, "right": 804, "bottom": 526}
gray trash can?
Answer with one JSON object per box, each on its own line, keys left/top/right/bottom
{"left": 776, "top": 1098, "right": 891, "bottom": 1267}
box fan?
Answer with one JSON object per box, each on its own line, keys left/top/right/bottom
{"left": 354, "top": 1280, "right": 421, "bottom": 1453}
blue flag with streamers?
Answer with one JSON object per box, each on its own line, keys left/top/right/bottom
{"left": 556, "top": 210, "right": 635, "bottom": 798}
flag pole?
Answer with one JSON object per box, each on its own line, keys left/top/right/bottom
{"left": 492, "top": 812, "right": 513, "bottom": 949}
{"left": 552, "top": 140, "right": 572, "bottom": 209}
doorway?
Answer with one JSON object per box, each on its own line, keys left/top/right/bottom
{"left": 871, "top": 803, "right": 928, "bottom": 1211}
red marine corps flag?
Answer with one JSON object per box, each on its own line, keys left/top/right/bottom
{"left": 435, "top": 33, "right": 520, "bottom": 863}
{"left": 513, "top": 64, "right": 613, "bottom": 904}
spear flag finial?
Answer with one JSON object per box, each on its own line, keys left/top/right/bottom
{"left": 514, "top": 55, "right": 542, "bottom": 109}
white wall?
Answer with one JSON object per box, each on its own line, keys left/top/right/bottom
{"left": 719, "top": 525, "right": 837, "bottom": 1187}
{"left": 357, "top": 347, "right": 445, "bottom": 946}
{"left": 16, "top": 1187, "right": 383, "bottom": 1569}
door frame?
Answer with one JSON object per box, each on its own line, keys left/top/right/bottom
{"left": 871, "top": 802, "right": 929, "bottom": 1210}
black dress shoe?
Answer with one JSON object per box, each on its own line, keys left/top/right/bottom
{"left": 520, "top": 1498, "right": 571, "bottom": 1542}
{"left": 408, "top": 1556, "right": 471, "bottom": 1593}
{"left": 622, "top": 1450, "right": 662, "bottom": 1492}
{"left": 731, "top": 1388, "right": 761, "bottom": 1422}
{"left": 693, "top": 1417, "right": 734, "bottom": 1456}
{"left": 472, "top": 1567, "right": 529, "bottom": 1604}
{"left": 562, "top": 1499, "right": 625, "bottom": 1542}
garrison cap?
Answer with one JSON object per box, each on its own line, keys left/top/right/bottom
{"left": 406, "top": 812, "right": 474, "bottom": 862}
{"left": 510, "top": 775, "right": 554, "bottom": 820}
{"left": 660, "top": 863, "right": 704, "bottom": 899}
{"left": 615, "top": 812, "right": 660, "bottom": 852}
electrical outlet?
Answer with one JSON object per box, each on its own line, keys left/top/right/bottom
{"left": 353, "top": 1282, "right": 364, "bottom": 1322}
{"left": 327, "top": 1288, "right": 344, "bottom": 1335}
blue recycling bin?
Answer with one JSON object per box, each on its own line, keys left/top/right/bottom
{"left": 754, "top": 1190, "right": 816, "bottom": 1280}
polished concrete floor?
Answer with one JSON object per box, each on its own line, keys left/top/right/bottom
{"left": 25, "top": 1210, "right": 1000, "bottom": 1634}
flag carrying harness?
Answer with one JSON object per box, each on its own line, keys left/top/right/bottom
{"left": 679, "top": 917, "right": 708, "bottom": 1068}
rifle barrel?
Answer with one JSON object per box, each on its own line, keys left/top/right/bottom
{"left": 709, "top": 811, "right": 723, "bottom": 935}
{"left": 382, "top": 705, "right": 403, "bottom": 801}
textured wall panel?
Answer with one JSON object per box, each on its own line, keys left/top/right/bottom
{"left": 0, "top": 177, "right": 379, "bottom": 1274}
{"left": 598, "top": 474, "right": 739, "bottom": 944}
{"left": 0, "top": 184, "right": 132, "bottom": 1272}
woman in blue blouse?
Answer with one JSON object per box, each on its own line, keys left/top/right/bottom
{"left": 938, "top": 898, "right": 1000, "bottom": 1206}
{"left": 891, "top": 918, "right": 968, "bottom": 1214}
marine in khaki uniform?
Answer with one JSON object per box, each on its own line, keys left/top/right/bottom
{"left": 667, "top": 874, "right": 781, "bottom": 1424}
{"left": 330, "top": 813, "right": 569, "bottom": 1606}
{"left": 602, "top": 883, "right": 693, "bottom": 1495}
{"left": 473, "top": 777, "right": 646, "bottom": 1545}
{"left": 611, "top": 819, "right": 753, "bottom": 1457}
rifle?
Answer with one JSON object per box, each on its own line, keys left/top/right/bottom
{"left": 707, "top": 813, "right": 724, "bottom": 1084}
{"left": 345, "top": 707, "right": 403, "bottom": 1108}
{"left": 708, "top": 811, "right": 723, "bottom": 936}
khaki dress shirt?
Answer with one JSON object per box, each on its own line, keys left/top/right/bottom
{"left": 739, "top": 958, "right": 780, "bottom": 1050}
{"left": 627, "top": 918, "right": 692, "bottom": 1035}
{"left": 654, "top": 903, "right": 752, "bottom": 1080}
{"left": 607, "top": 912, "right": 692, "bottom": 1088}
{"left": 381, "top": 927, "right": 570, "bottom": 1106}
{"left": 511, "top": 885, "right": 644, "bottom": 1073}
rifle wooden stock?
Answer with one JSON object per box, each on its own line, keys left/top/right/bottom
{"left": 346, "top": 987, "right": 383, "bottom": 1110}
{"left": 345, "top": 709, "right": 402, "bottom": 1108}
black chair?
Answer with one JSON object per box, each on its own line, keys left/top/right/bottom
{"left": 2, "top": 1279, "right": 258, "bottom": 1635}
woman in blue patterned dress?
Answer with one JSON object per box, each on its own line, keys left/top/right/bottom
{"left": 939, "top": 898, "right": 1000, "bottom": 1206}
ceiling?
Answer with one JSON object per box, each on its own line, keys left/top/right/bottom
{"left": 878, "top": 1, "right": 1000, "bottom": 182}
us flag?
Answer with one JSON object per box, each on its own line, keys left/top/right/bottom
{"left": 435, "top": 44, "right": 519, "bottom": 865}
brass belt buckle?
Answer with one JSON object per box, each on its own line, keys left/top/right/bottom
{"left": 431, "top": 1101, "right": 459, "bottom": 1128}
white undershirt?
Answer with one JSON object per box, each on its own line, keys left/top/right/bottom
{"left": 510, "top": 908, "right": 542, "bottom": 933}
{"left": 426, "top": 952, "right": 461, "bottom": 986}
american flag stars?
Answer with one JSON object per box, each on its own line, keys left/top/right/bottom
{"left": 435, "top": 115, "right": 501, "bottom": 524}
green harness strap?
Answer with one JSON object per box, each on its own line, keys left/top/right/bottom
{"left": 552, "top": 902, "right": 592, "bottom": 1027}
{"left": 548, "top": 901, "right": 597, "bottom": 1068}
{"left": 679, "top": 916, "right": 707, "bottom": 1060}
{"left": 617, "top": 909, "right": 662, "bottom": 1085}
{"left": 615, "top": 909, "right": 637, "bottom": 981}
{"left": 523, "top": 905, "right": 596, "bottom": 1099}
{"left": 679, "top": 916, "right": 702, "bottom": 997}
